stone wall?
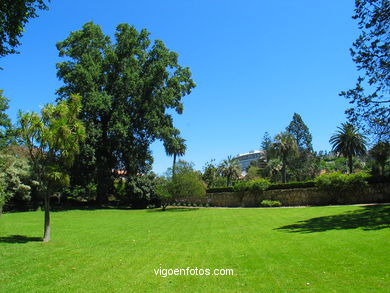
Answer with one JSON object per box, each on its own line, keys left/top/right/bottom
{"left": 177, "top": 183, "right": 390, "bottom": 207}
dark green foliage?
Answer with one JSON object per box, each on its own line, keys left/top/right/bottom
{"left": 56, "top": 22, "right": 195, "bottom": 203}
{"left": 0, "top": 0, "right": 49, "bottom": 58}
{"left": 63, "top": 183, "right": 97, "bottom": 202}
{"left": 261, "top": 132, "right": 272, "bottom": 162}
{"left": 0, "top": 90, "right": 12, "bottom": 148}
{"left": 268, "top": 181, "right": 315, "bottom": 190}
{"left": 340, "top": 0, "right": 389, "bottom": 141}
{"left": 285, "top": 113, "right": 318, "bottom": 181}
{"left": 286, "top": 113, "right": 313, "bottom": 151}
{"left": 369, "top": 141, "right": 390, "bottom": 175}
{"left": 202, "top": 159, "right": 226, "bottom": 187}
{"left": 123, "top": 174, "right": 160, "bottom": 209}
{"left": 206, "top": 186, "right": 234, "bottom": 193}
{"left": 260, "top": 200, "right": 282, "bottom": 207}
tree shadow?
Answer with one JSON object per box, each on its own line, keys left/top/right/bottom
{"left": 276, "top": 205, "right": 390, "bottom": 233}
{"left": 0, "top": 235, "right": 42, "bottom": 243}
{"left": 147, "top": 207, "right": 199, "bottom": 213}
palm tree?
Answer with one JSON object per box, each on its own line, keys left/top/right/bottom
{"left": 218, "top": 156, "right": 241, "bottom": 186}
{"left": 329, "top": 123, "right": 367, "bottom": 174}
{"left": 271, "top": 132, "right": 298, "bottom": 183}
{"left": 163, "top": 134, "right": 187, "bottom": 176}
{"left": 369, "top": 141, "right": 390, "bottom": 176}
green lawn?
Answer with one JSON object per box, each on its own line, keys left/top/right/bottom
{"left": 1, "top": 205, "right": 389, "bottom": 292}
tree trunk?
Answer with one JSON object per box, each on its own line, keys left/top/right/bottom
{"left": 43, "top": 193, "right": 50, "bottom": 242}
{"left": 96, "top": 162, "right": 111, "bottom": 204}
{"left": 172, "top": 154, "right": 177, "bottom": 177}
{"left": 379, "top": 162, "right": 384, "bottom": 176}
{"left": 282, "top": 162, "right": 287, "bottom": 183}
{"left": 348, "top": 156, "right": 353, "bottom": 174}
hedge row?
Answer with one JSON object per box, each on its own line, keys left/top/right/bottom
{"left": 206, "top": 175, "right": 389, "bottom": 193}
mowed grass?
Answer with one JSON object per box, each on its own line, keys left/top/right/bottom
{"left": 0, "top": 205, "right": 389, "bottom": 292}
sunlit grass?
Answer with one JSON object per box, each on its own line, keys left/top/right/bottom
{"left": 1, "top": 205, "right": 389, "bottom": 292}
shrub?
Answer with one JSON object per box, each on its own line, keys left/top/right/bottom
{"left": 247, "top": 178, "right": 271, "bottom": 192}
{"left": 233, "top": 181, "right": 248, "bottom": 192}
{"left": 260, "top": 200, "right": 282, "bottom": 207}
{"left": 315, "top": 172, "right": 370, "bottom": 203}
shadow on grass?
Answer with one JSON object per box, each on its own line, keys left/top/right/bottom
{"left": 0, "top": 235, "right": 42, "bottom": 243}
{"left": 276, "top": 205, "right": 390, "bottom": 233}
{"left": 147, "top": 207, "right": 199, "bottom": 213}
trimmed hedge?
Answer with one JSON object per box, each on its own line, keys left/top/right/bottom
{"left": 206, "top": 175, "right": 388, "bottom": 194}
{"left": 206, "top": 181, "right": 314, "bottom": 193}
{"left": 206, "top": 187, "right": 234, "bottom": 193}
{"left": 268, "top": 181, "right": 315, "bottom": 190}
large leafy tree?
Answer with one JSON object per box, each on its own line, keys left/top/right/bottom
{"left": 18, "top": 95, "right": 86, "bottom": 242}
{"left": 218, "top": 156, "right": 241, "bottom": 186}
{"left": 340, "top": 0, "right": 389, "bottom": 141}
{"left": 271, "top": 132, "right": 298, "bottom": 183}
{"left": 56, "top": 22, "right": 195, "bottom": 203}
{"left": 329, "top": 123, "right": 367, "bottom": 174}
{"left": 0, "top": 0, "right": 49, "bottom": 58}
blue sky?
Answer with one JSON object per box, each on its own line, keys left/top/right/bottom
{"left": 0, "top": 0, "right": 360, "bottom": 174}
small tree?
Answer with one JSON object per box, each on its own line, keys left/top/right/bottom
{"left": 156, "top": 161, "right": 206, "bottom": 210}
{"left": 18, "top": 95, "right": 85, "bottom": 242}
{"left": 155, "top": 177, "right": 173, "bottom": 211}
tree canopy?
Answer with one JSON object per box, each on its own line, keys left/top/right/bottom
{"left": 286, "top": 113, "right": 313, "bottom": 151}
{"left": 340, "top": 0, "right": 390, "bottom": 141}
{"left": 56, "top": 22, "right": 195, "bottom": 203}
{"left": 0, "top": 0, "right": 49, "bottom": 59}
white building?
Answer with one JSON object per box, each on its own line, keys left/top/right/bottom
{"left": 235, "top": 150, "right": 266, "bottom": 175}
